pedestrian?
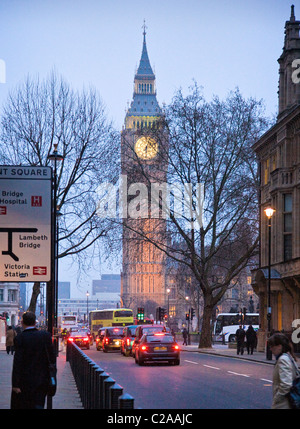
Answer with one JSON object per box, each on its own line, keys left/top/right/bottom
{"left": 235, "top": 325, "right": 246, "bottom": 355}
{"left": 182, "top": 327, "right": 188, "bottom": 346}
{"left": 11, "top": 311, "right": 56, "bottom": 409}
{"left": 6, "top": 326, "right": 16, "bottom": 355}
{"left": 267, "top": 333, "right": 299, "bottom": 409}
{"left": 245, "top": 324, "right": 257, "bottom": 355}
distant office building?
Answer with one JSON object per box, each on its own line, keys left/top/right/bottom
{"left": 92, "top": 275, "right": 121, "bottom": 295}
{"left": 58, "top": 281, "right": 71, "bottom": 299}
{"left": 57, "top": 292, "right": 120, "bottom": 321}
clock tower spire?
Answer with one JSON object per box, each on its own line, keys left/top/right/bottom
{"left": 121, "top": 26, "right": 168, "bottom": 317}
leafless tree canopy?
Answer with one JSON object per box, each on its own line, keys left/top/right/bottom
{"left": 120, "top": 83, "right": 270, "bottom": 347}
{"left": 0, "top": 72, "right": 120, "bottom": 310}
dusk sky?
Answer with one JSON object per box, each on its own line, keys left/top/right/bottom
{"left": 0, "top": 1, "right": 295, "bottom": 296}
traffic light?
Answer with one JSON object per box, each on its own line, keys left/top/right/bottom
{"left": 186, "top": 312, "right": 190, "bottom": 321}
{"left": 190, "top": 308, "right": 195, "bottom": 320}
{"left": 160, "top": 308, "right": 166, "bottom": 319}
{"left": 156, "top": 307, "right": 161, "bottom": 321}
{"left": 137, "top": 307, "right": 144, "bottom": 321}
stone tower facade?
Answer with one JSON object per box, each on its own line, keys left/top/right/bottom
{"left": 252, "top": 6, "right": 300, "bottom": 351}
{"left": 120, "top": 28, "right": 168, "bottom": 317}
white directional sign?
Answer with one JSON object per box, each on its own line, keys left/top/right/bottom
{"left": 0, "top": 166, "right": 52, "bottom": 281}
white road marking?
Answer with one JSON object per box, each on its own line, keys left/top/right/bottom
{"left": 203, "top": 364, "right": 220, "bottom": 370}
{"left": 184, "top": 360, "right": 199, "bottom": 365}
{"left": 260, "top": 378, "right": 272, "bottom": 383}
{"left": 227, "top": 371, "right": 250, "bottom": 377}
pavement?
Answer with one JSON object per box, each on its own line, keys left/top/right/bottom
{"left": 0, "top": 341, "right": 83, "bottom": 410}
{"left": 0, "top": 340, "right": 297, "bottom": 410}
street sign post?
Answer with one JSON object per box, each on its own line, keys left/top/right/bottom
{"left": 0, "top": 166, "right": 52, "bottom": 282}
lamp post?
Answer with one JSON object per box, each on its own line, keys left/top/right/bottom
{"left": 86, "top": 290, "right": 89, "bottom": 326}
{"left": 47, "top": 145, "right": 63, "bottom": 339}
{"left": 264, "top": 207, "right": 275, "bottom": 361}
{"left": 185, "top": 296, "right": 190, "bottom": 345}
{"left": 166, "top": 288, "right": 170, "bottom": 326}
{"left": 47, "top": 143, "right": 63, "bottom": 409}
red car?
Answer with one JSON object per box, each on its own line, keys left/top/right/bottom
{"left": 68, "top": 330, "right": 90, "bottom": 349}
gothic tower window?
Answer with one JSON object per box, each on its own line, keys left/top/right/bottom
{"left": 283, "top": 193, "right": 292, "bottom": 261}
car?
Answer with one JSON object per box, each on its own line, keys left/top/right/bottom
{"left": 96, "top": 327, "right": 107, "bottom": 351}
{"left": 79, "top": 327, "right": 93, "bottom": 345}
{"left": 121, "top": 325, "right": 139, "bottom": 356}
{"left": 102, "top": 327, "right": 124, "bottom": 352}
{"left": 131, "top": 324, "right": 170, "bottom": 357}
{"left": 134, "top": 332, "right": 180, "bottom": 365}
{"left": 67, "top": 330, "right": 90, "bottom": 349}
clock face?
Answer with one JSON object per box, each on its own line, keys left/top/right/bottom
{"left": 134, "top": 137, "right": 158, "bottom": 160}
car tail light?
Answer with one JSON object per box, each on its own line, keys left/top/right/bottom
{"left": 126, "top": 338, "right": 130, "bottom": 346}
{"left": 83, "top": 337, "right": 89, "bottom": 341}
{"left": 68, "top": 337, "right": 74, "bottom": 342}
{"left": 141, "top": 345, "right": 148, "bottom": 351}
{"left": 105, "top": 338, "right": 109, "bottom": 344}
{"left": 173, "top": 344, "right": 180, "bottom": 350}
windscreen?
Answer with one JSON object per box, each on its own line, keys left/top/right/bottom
{"left": 107, "top": 328, "right": 123, "bottom": 337}
{"left": 146, "top": 335, "right": 174, "bottom": 343}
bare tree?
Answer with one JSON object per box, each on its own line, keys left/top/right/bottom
{"left": 119, "top": 84, "right": 269, "bottom": 347}
{"left": 0, "top": 72, "right": 120, "bottom": 312}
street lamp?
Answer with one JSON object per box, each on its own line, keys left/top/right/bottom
{"left": 166, "top": 288, "right": 170, "bottom": 326}
{"left": 264, "top": 207, "right": 275, "bottom": 360}
{"left": 185, "top": 296, "right": 191, "bottom": 345}
{"left": 47, "top": 145, "right": 63, "bottom": 338}
{"left": 47, "top": 143, "right": 63, "bottom": 409}
{"left": 86, "top": 291, "right": 90, "bottom": 326}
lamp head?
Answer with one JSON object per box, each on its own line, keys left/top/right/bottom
{"left": 264, "top": 208, "right": 275, "bottom": 219}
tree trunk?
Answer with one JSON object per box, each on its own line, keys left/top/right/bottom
{"left": 27, "top": 282, "right": 40, "bottom": 314}
{"left": 198, "top": 293, "right": 214, "bottom": 348}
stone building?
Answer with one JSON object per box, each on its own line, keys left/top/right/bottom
{"left": 0, "top": 282, "right": 20, "bottom": 327}
{"left": 120, "top": 27, "right": 168, "bottom": 315}
{"left": 252, "top": 6, "right": 300, "bottom": 351}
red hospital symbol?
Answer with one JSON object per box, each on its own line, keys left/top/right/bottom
{"left": 31, "top": 196, "right": 42, "bottom": 207}
{"left": 0, "top": 206, "right": 7, "bottom": 215}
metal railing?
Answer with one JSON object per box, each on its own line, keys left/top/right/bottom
{"left": 66, "top": 342, "right": 134, "bottom": 409}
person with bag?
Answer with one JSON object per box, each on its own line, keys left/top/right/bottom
{"left": 11, "top": 311, "right": 56, "bottom": 409}
{"left": 267, "top": 333, "right": 300, "bottom": 409}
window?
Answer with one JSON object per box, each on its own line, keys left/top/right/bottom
{"left": 283, "top": 194, "right": 292, "bottom": 261}
{"left": 8, "top": 290, "right": 17, "bottom": 302}
{"left": 0, "top": 289, "right": 3, "bottom": 302}
{"left": 264, "top": 159, "right": 269, "bottom": 185}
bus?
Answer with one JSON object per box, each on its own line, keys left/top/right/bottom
{"left": 212, "top": 313, "right": 259, "bottom": 343}
{"left": 89, "top": 308, "right": 134, "bottom": 337}
{"left": 60, "top": 314, "right": 78, "bottom": 332}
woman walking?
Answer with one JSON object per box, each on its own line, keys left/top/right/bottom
{"left": 6, "top": 326, "right": 16, "bottom": 355}
{"left": 268, "top": 333, "right": 299, "bottom": 409}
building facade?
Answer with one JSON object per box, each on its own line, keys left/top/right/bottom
{"left": 252, "top": 6, "right": 300, "bottom": 350}
{"left": 121, "top": 28, "right": 168, "bottom": 315}
{"left": 0, "top": 282, "right": 20, "bottom": 326}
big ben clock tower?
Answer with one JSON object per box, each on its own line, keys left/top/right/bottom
{"left": 121, "top": 25, "right": 168, "bottom": 316}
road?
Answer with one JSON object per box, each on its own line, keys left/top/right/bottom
{"left": 85, "top": 345, "right": 273, "bottom": 409}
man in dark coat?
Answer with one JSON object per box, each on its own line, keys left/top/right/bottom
{"left": 11, "top": 311, "right": 56, "bottom": 409}
{"left": 235, "top": 325, "right": 246, "bottom": 355}
{"left": 245, "top": 324, "right": 257, "bottom": 355}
